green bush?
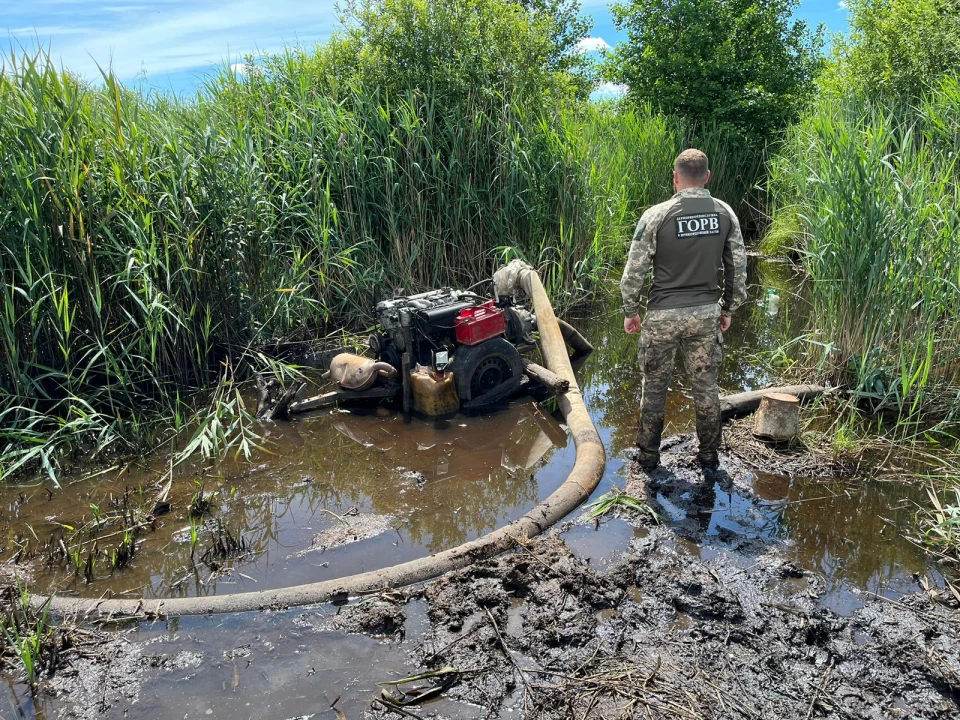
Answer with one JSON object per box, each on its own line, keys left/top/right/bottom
{"left": 0, "top": 51, "right": 703, "bottom": 481}
{"left": 0, "top": 0, "right": 763, "bottom": 482}
{"left": 825, "top": 0, "right": 960, "bottom": 104}
{"left": 317, "top": 0, "right": 592, "bottom": 107}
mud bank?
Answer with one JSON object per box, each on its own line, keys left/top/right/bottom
{"left": 362, "top": 438, "right": 959, "bottom": 720}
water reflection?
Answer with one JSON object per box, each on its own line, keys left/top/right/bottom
{"left": 646, "top": 463, "right": 935, "bottom": 600}
{"left": 0, "top": 403, "right": 565, "bottom": 598}
{"left": 777, "top": 477, "right": 935, "bottom": 595}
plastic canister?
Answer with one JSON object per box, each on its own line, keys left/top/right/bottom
{"left": 454, "top": 301, "right": 506, "bottom": 346}
{"left": 411, "top": 365, "right": 460, "bottom": 417}
{"left": 765, "top": 288, "right": 780, "bottom": 317}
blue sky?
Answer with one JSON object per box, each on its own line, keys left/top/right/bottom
{"left": 1, "top": 0, "right": 849, "bottom": 94}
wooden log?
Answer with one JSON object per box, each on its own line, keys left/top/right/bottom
{"left": 720, "top": 384, "right": 827, "bottom": 420}
{"left": 269, "top": 382, "right": 306, "bottom": 421}
{"left": 462, "top": 375, "right": 526, "bottom": 410}
{"left": 522, "top": 359, "right": 569, "bottom": 395}
{"left": 752, "top": 392, "right": 800, "bottom": 441}
{"left": 288, "top": 386, "right": 398, "bottom": 414}
{"left": 255, "top": 374, "right": 277, "bottom": 418}
{"left": 256, "top": 375, "right": 306, "bottom": 421}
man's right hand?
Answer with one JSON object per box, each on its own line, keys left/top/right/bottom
{"left": 624, "top": 315, "right": 642, "bottom": 334}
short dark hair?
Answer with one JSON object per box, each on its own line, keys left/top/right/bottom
{"left": 674, "top": 149, "right": 709, "bottom": 183}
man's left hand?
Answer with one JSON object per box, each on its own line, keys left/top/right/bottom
{"left": 719, "top": 315, "right": 732, "bottom": 332}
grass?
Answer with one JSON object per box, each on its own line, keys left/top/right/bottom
{"left": 920, "top": 484, "right": 960, "bottom": 567}
{"left": 585, "top": 487, "right": 660, "bottom": 523}
{"left": 40, "top": 485, "right": 148, "bottom": 582}
{"left": 0, "top": 47, "right": 760, "bottom": 485}
{"left": 767, "top": 75, "right": 960, "bottom": 430}
{"left": 0, "top": 583, "right": 57, "bottom": 689}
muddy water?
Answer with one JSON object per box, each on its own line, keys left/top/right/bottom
{"left": 1, "top": 402, "right": 573, "bottom": 598}
{"left": 0, "top": 258, "right": 950, "bottom": 719}
{"left": 564, "top": 258, "right": 938, "bottom": 607}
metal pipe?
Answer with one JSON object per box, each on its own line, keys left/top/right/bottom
{"left": 401, "top": 351, "right": 412, "bottom": 423}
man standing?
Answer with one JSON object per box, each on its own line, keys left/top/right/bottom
{"left": 620, "top": 149, "right": 747, "bottom": 471}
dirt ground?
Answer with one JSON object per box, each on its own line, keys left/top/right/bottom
{"left": 362, "top": 436, "right": 960, "bottom": 720}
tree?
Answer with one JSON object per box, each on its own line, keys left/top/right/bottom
{"left": 520, "top": 0, "right": 595, "bottom": 96}
{"left": 320, "top": 0, "right": 594, "bottom": 107}
{"left": 603, "top": 0, "right": 824, "bottom": 139}
{"left": 833, "top": 0, "right": 960, "bottom": 103}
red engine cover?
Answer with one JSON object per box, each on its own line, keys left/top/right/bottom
{"left": 455, "top": 301, "right": 506, "bottom": 346}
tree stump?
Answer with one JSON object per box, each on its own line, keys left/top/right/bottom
{"left": 752, "top": 392, "right": 800, "bottom": 441}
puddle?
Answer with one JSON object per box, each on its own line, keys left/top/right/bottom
{"left": 561, "top": 518, "right": 637, "bottom": 567}
{"left": 774, "top": 477, "right": 939, "bottom": 607}
{"left": 2, "top": 258, "right": 952, "bottom": 719}
{"left": 84, "top": 611, "right": 483, "bottom": 720}
{"left": 506, "top": 596, "right": 525, "bottom": 637}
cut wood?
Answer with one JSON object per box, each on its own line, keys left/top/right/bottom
{"left": 753, "top": 392, "right": 800, "bottom": 441}
{"left": 288, "top": 385, "right": 398, "bottom": 414}
{"left": 720, "top": 384, "right": 827, "bottom": 420}
{"left": 522, "top": 359, "right": 569, "bottom": 395}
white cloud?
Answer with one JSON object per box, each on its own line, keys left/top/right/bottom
{"left": 593, "top": 81, "right": 628, "bottom": 98}
{"left": 8, "top": 1, "right": 340, "bottom": 82}
{"left": 230, "top": 62, "right": 247, "bottom": 75}
{"left": 574, "top": 36, "right": 611, "bottom": 54}
{"left": 837, "top": 1, "right": 848, "bottom": 8}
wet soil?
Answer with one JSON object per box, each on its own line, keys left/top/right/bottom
{"left": 356, "top": 436, "right": 959, "bottom": 719}
{"left": 308, "top": 510, "right": 399, "bottom": 553}
{"left": 6, "top": 435, "right": 956, "bottom": 720}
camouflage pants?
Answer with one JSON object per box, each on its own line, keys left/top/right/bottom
{"left": 636, "top": 304, "right": 723, "bottom": 464}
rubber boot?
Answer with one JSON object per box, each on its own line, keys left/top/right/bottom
{"left": 697, "top": 450, "right": 720, "bottom": 472}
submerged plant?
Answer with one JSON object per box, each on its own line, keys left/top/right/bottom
{"left": 199, "top": 519, "right": 249, "bottom": 568}
{"left": 110, "top": 530, "right": 137, "bottom": 571}
{"left": 188, "top": 517, "right": 201, "bottom": 561}
{"left": 189, "top": 479, "right": 212, "bottom": 517}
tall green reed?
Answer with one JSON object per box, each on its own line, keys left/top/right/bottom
{"left": 0, "top": 48, "right": 758, "bottom": 482}
{"left": 767, "top": 77, "right": 960, "bottom": 425}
